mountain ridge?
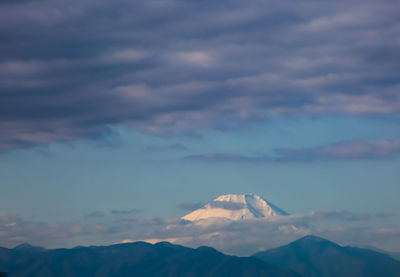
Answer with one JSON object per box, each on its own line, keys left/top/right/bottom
{"left": 1, "top": 235, "right": 400, "bottom": 276}
{"left": 0, "top": 241, "right": 302, "bottom": 277}
{"left": 253, "top": 235, "right": 400, "bottom": 277}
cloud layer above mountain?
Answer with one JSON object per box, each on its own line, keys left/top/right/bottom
{"left": 1, "top": 0, "right": 400, "bottom": 150}
{"left": 1, "top": 209, "right": 399, "bottom": 255}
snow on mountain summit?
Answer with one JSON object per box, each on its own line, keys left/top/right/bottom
{"left": 182, "top": 193, "right": 288, "bottom": 221}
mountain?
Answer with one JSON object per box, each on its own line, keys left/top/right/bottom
{"left": 182, "top": 193, "right": 289, "bottom": 221}
{"left": 353, "top": 244, "right": 400, "bottom": 262}
{"left": 253, "top": 235, "right": 400, "bottom": 277}
{"left": 0, "top": 241, "right": 302, "bottom": 277}
{"left": 13, "top": 243, "right": 46, "bottom": 253}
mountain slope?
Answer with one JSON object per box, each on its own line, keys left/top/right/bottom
{"left": 253, "top": 235, "right": 400, "bottom": 277}
{"left": 0, "top": 242, "right": 302, "bottom": 277}
{"left": 183, "top": 193, "right": 288, "bottom": 221}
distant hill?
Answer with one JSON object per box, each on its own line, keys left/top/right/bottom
{"left": 253, "top": 235, "right": 400, "bottom": 277}
{"left": 352, "top": 244, "right": 400, "bottom": 263}
{"left": 0, "top": 242, "right": 301, "bottom": 277}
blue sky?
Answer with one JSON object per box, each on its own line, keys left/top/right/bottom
{"left": 0, "top": 0, "right": 400, "bottom": 254}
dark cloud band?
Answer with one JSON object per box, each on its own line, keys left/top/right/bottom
{"left": 1, "top": 0, "right": 399, "bottom": 150}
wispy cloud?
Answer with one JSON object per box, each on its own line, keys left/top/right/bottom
{"left": 184, "top": 139, "right": 400, "bottom": 163}
{"left": 146, "top": 143, "right": 189, "bottom": 152}
{"left": 110, "top": 209, "right": 142, "bottom": 216}
{"left": 276, "top": 139, "right": 400, "bottom": 161}
{"left": 305, "top": 210, "right": 372, "bottom": 222}
{"left": 185, "top": 153, "right": 267, "bottom": 163}
{"left": 86, "top": 211, "right": 107, "bottom": 218}
{"left": 177, "top": 202, "right": 204, "bottom": 212}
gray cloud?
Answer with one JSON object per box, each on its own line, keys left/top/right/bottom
{"left": 375, "top": 212, "right": 397, "bottom": 219}
{"left": 305, "top": 210, "right": 372, "bottom": 222}
{"left": 110, "top": 209, "right": 142, "bottom": 215}
{"left": 177, "top": 202, "right": 204, "bottom": 212}
{"left": 167, "top": 143, "right": 189, "bottom": 151}
{"left": 146, "top": 143, "right": 189, "bottom": 152}
{"left": 185, "top": 139, "right": 400, "bottom": 163}
{"left": 1, "top": 0, "right": 400, "bottom": 150}
{"left": 276, "top": 139, "right": 400, "bottom": 161}
{"left": 185, "top": 152, "right": 267, "bottom": 163}
{"left": 86, "top": 211, "right": 107, "bottom": 218}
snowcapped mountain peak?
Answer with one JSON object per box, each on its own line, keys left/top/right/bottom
{"left": 182, "top": 193, "right": 288, "bottom": 221}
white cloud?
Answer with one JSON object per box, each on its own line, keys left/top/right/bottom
{"left": 0, "top": 209, "right": 399, "bottom": 255}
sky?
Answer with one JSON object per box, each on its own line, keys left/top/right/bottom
{"left": 1, "top": 0, "right": 400, "bottom": 255}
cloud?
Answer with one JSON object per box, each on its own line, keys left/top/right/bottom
{"left": 1, "top": 210, "right": 399, "bottom": 255}
{"left": 184, "top": 152, "right": 265, "bottom": 163}
{"left": 305, "top": 210, "right": 372, "bottom": 222}
{"left": 374, "top": 212, "right": 397, "bottom": 219}
{"left": 134, "top": 210, "right": 396, "bottom": 255}
{"left": 376, "top": 228, "right": 400, "bottom": 236}
{"left": 167, "top": 143, "right": 189, "bottom": 151}
{"left": 177, "top": 202, "right": 204, "bottom": 212}
{"left": 86, "top": 211, "right": 107, "bottom": 218}
{"left": 0, "top": 0, "right": 399, "bottom": 150}
{"left": 276, "top": 139, "right": 400, "bottom": 161}
{"left": 110, "top": 209, "right": 142, "bottom": 215}
{"left": 167, "top": 51, "right": 215, "bottom": 67}
{"left": 86, "top": 209, "right": 144, "bottom": 218}
{"left": 184, "top": 139, "right": 400, "bottom": 163}
{"left": 146, "top": 143, "right": 189, "bottom": 152}
{"left": 0, "top": 211, "right": 113, "bottom": 248}
{"left": 303, "top": 93, "right": 400, "bottom": 115}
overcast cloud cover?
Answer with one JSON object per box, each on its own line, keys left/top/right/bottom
{"left": 1, "top": 0, "right": 400, "bottom": 150}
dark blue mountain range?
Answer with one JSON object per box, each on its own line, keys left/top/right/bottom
{"left": 1, "top": 235, "right": 400, "bottom": 276}
{"left": 0, "top": 241, "right": 300, "bottom": 277}
{"left": 253, "top": 235, "right": 400, "bottom": 277}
